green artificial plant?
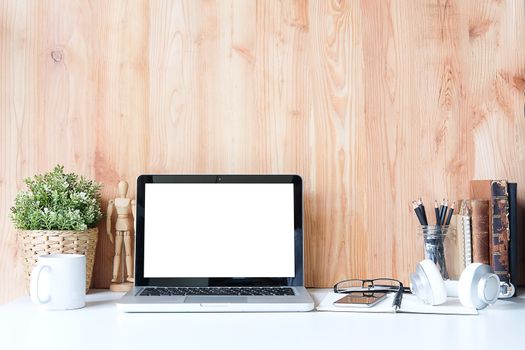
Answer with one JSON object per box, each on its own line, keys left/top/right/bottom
{"left": 10, "top": 165, "right": 103, "bottom": 231}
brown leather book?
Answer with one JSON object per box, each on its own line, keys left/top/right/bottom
{"left": 470, "top": 199, "right": 490, "bottom": 265}
{"left": 470, "top": 180, "right": 510, "bottom": 283}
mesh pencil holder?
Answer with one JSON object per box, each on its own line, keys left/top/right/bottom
{"left": 17, "top": 228, "right": 98, "bottom": 292}
{"left": 416, "top": 225, "right": 455, "bottom": 280}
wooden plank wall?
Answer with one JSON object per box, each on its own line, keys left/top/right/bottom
{"left": 1, "top": 0, "right": 524, "bottom": 304}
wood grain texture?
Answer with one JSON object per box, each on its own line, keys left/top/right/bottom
{"left": 1, "top": 0, "right": 524, "bottom": 303}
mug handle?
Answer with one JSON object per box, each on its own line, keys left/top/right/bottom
{"left": 30, "top": 264, "right": 51, "bottom": 305}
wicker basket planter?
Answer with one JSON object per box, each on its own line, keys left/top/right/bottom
{"left": 18, "top": 227, "right": 98, "bottom": 291}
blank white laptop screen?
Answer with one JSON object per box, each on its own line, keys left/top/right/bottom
{"left": 143, "top": 183, "right": 295, "bottom": 278}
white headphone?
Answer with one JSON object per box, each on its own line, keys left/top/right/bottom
{"left": 410, "top": 259, "right": 513, "bottom": 309}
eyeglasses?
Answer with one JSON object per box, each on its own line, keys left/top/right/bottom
{"left": 333, "top": 278, "right": 405, "bottom": 310}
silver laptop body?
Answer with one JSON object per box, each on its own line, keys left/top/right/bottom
{"left": 117, "top": 174, "right": 314, "bottom": 312}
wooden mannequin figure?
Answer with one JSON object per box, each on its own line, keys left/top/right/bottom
{"left": 107, "top": 180, "right": 136, "bottom": 292}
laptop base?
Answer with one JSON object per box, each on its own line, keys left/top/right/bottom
{"left": 117, "top": 287, "right": 314, "bottom": 312}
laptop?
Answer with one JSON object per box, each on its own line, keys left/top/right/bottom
{"left": 117, "top": 174, "right": 314, "bottom": 312}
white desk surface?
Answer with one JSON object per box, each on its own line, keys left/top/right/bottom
{"left": 1, "top": 289, "right": 524, "bottom": 350}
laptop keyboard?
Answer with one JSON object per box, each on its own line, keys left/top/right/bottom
{"left": 139, "top": 287, "right": 295, "bottom": 296}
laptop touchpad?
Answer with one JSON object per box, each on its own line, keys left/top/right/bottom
{"left": 185, "top": 296, "right": 248, "bottom": 303}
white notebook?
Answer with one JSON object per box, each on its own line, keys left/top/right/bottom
{"left": 317, "top": 292, "right": 477, "bottom": 315}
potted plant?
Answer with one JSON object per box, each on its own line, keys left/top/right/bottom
{"left": 10, "top": 165, "right": 103, "bottom": 290}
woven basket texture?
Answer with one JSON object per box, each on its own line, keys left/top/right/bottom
{"left": 18, "top": 228, "right": 98, "bottom": 291}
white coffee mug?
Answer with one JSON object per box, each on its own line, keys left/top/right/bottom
{"left": 30, "top": 254, "right": 86, "bottom": 310}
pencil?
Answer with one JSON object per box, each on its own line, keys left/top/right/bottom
{"left": 441, "top": 200, "right": 449, "bottom": 225}
{"left": 417, "top": 198, "right": 428, "bottom": 225}
{"left": 438, "top": 199, "right": 445, "bottom": 225}
{"left": 434, "top": 200, "right": 440, "bottom": 225}
{"left": 412, "top": 201, "right": 426, "bottom": 225}
{"left": 445, "top": 201, "right": 455, "bottom": 226}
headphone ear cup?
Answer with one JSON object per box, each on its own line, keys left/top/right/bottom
{"left": 411, "top": 260, "right": 447, "bottom": 305}
{"left": 458, "top": 263, "right": 500, "bottom": 309}
{"left": 458, "top": 263, "right": 478, "bottom": 308}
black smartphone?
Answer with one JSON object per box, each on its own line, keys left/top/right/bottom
{"left": 333, "top": 292, "right": 387, "bottom": 308}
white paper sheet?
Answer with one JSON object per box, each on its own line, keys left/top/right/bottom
{"left": 317, "top": 292, "right": 478, "bottom": 315}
